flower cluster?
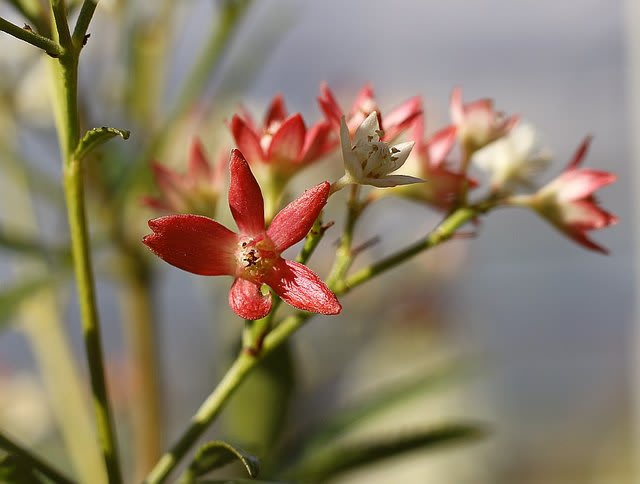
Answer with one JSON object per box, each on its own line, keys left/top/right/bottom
{"left": 143, "top": 83, "right": 618, "bottom": 320}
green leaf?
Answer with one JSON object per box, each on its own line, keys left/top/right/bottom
{"left": 73, "top": 126, "right": 130, "bottom": 162}
{"left": 284, "top": 361, "right": 469, "bottom": 459}
{"left": 183, "top": 440, "right": 259, "bottom": 482}
{"left": 0, "top": 277, "right": 52, "bottom": 331}
{"left": 286, "top": 423, "right": 486, "bottom": 483}
{"left": 224, "top": 342, "right": 295, "bottom": 458}
{"left": 0, "top": 454, "right": 46, "bottom": 484}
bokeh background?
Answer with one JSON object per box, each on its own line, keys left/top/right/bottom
{"left": 0, "top": 1, "right": 633, "bottom": 482}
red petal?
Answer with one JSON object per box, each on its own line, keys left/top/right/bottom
{"left": 383, "top": 96, "right": 422, "bottom": 141}
{"left": 350, "top": 83, "right": 375, "bottom": 115}
{"left": 267, "top": 181, "right": 330, "bottom": 251}
{"left": 263, "top": 259, "right": 341, "bottom": 315}
{"left": 449, "top": 87, "right": 464, "bottom": 124}
{"left": 188, "top": 137, "right": 212, "bottom": 181}
{"left": 228, "top": 278, "right": 272, "bottom": 320}
{"left": 228, "top": 150, "right": 265, "bottom": 236}
{"left": 318, "top": 82, "right": 343, "bottom": 129}
{"left": 566, "top": 136, "right": 592, "bottom": 170}
{"left": 427, "top": 125, "right": 457, "bottom": 167}
{"left": 264, "top": 94, "right": 288, "bottom": 126}
{"left": 267, "top": 113, "right": 306, "bottom": 162}
{"left": 229, "top": 115, "right": 264, "bottom": 164}
{"left": 555, "top": 169, "right": 616, "bottom": 202}
{"left": 143, "top": 215, "right": 237, "bottom": 275}
{"left": 301, "top": 121, "right": 335, "bottom": 163}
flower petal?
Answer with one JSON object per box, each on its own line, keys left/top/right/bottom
{"left": 341, "top": 116, "right": 363, "bottom": 180}
{"left": 267, "top": 182, "right": 330, "bottom": 252}
{"left": 263, "top": 259, "right": 341, "bottom": 315}
{"left": 301, "top": 121, "right": 336, "bottom": 163}
{"left": 228, "top": 149, "right": 265, "bottom": 235}
{"left": 187, "top": 137, "right": 212, "bottom": 181}
{"left": 449, "top": 87, "right": 464, "bottom": 124}
{"left": 267, "top": 113, "right": 305, "bottom": 162}
{"left": 554, "top": 169, "right": 616, "bottom": 202}
{"left": 566, "top": 136, "right": 592, "bottom": 170}
{"left": 264, "top": 94, "right": 288, "bottom": 126}
{"left": 229, "top": 278, "right": 272, "bottom": 320}
{"left": 229, "top": 115, "right": 264, "bottom": 164}
{"left": 364, "top": 174, "right": 425, "bottom": 188}
{"left": 383, "top": 96, "right": 422, "bottom": 141}
{"left": 350, "top": 83, "right": 375, "bottom": 115}
{"left": 318, "top": 82, "right": 343, "bottom": 129}
{"left": 354, "top": 111, "right": 380, "bottom": 144}
{"left": 427, "top": 125, "right": 457, "bottom": 167}
{"left": 385, "top": 141, "right": 415, "bottom": 173}
{"left": 143, "top": 215, "right": 237, "bottom": 275}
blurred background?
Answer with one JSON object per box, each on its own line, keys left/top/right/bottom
{"left": 0, "top": 0, "right": 633, "bottom": 483}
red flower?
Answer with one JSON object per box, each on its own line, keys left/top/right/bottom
{"left": 143, "top": 137, "right": 226, "bottom": 217}
{"left": 392, "top": 116, "right": 477, "bottom": 210}
{"left": 450, "top": 87, "right": 519, "bottom": 153}
{"left": 318, "top": 82, "right": 422, "bottom": 141}
{"left": 143, "top": 149, "right": 341, "bottom": 320}
{"left": 510, "top": 137, "right": 618, "bottom": 254}
{"left": 229, "top": 94, "right": 335, "bottom": 175}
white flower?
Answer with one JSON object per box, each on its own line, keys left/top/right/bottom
{"left": 333, "top": 112, "right": 421, "bottom": 191}
{"left": 472, "top": 123, "right": 551, "bottom": 191}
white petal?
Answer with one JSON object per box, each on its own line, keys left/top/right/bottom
{"left": 365, "top": 174, "right": 425, "bottom": 188}
{"left": 354, "top": 111, "right": 380, "bottom": 144}
{"left": 385, "top": 141, "right": 415, "bottom": 173}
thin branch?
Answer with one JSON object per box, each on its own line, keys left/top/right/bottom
{"left": 0, "top": 16, "right": 62, "bottom": 55}
{"left": 50, "top": 0, "right": 72, "bottom": 47}
{"left": 72, "top": 0, "right": 97, "bottom": 46}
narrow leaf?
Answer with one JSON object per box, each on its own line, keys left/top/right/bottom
{"left": 286, "top": 423, "right": 486, "bottom": 483}
{"left": 0, "top": 277, "right": 52, "bottom": 331}
{"left": 284, "top": 361, "right": 469, "bottom": 458}
{"left": 186, "top": 440, "right": 259, "bottom": 480}
{"left": 73, "top": 126, "right": 130, "bottom": 162}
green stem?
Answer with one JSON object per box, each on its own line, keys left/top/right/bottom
{"left": 63, "top": 159, "right": 123, "bottom": 484}
{"left": 71, "top": 0, "right": 97, "bottom": 46}
{"left": 0, "top": 430, "right": 76, "bottom": 484}
{"left": 326, "top": 185, "right": 360, "bottom": 288}
{"left": 50, "top": 0, "right": 72, "bottom": 47}
{"left": 144, "top": 204, "right": 484, "bottom": 483}
{"left": 339, "top": 206, "right": 479, "bottom": 293}
{"left": 144, "top": 352, "right": 256, "bottom": 484}
{"left": 0, "top": 16, "right": 62, "bottom": 55}
{"left": 49, "top": 7, "right": 123, "bottom": 482}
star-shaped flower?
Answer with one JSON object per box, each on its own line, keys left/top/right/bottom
{"left": 391, "top": 117, "right": 476, "bottom": 210}
{"left": 333, "top": 112, "right": 421, "bottom": 191}
{"left": 142, "top": 137, "right": 226, "bottom": 217}
{"left": 472, "top": 123, "right": 551, "bottom": 192}
{"left": 508, "top": 137, "right": 617, "bottom": 253}
{"left": 143, "top": 149, "right": 341, "bottom": 319}
{"left": 318, "top": 82, "right": 422, "bottom": 141}
{"left": 450, "top": 87, "right": 519, "bottom": 154}
{"left": 229, "top": 94, "right": 335, "bottom": 177}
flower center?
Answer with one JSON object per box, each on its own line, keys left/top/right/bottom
{"left": 352, "top": 130, "right": 398, "bottom": 177}
{"left": 235, "top": 235, "right": 278, "bottom": 281}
